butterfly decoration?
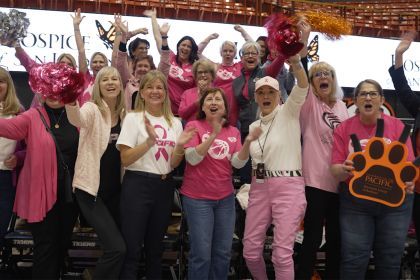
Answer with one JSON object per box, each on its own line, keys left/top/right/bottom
{"left": 95, "top": 20, "right": 115, "bottom": 49}
{"left": 307, "top": 35, "right": 319, "bottom": 63}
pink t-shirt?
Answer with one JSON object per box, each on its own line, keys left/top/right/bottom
{"left": 168, "top": 51, "right": 195, "bottom": 115}
{"left": 178, "top": 87, "right": 199, "bottom": 123}
{"left": 332, "top": 113, "right": 415, "bottom": 168}
{"left": 180, "top": 120, "right": 242, "bottom": 200}
{"left": 213, "top": 62, "right": 242, "bottom": 126}
{"left": 300, "top": 89, "right": 349, "bottom": 193}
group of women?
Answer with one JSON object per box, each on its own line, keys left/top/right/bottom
{"left": 0, "top": 6, "right": 418, "bottom": 280}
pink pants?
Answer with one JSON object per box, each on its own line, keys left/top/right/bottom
{"left": 243, "top": 176, "right": 306, "bottom": 280}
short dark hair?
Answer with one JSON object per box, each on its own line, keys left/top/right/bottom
{"left": 128, "top": 38, "right": 150, "bottom": 59}
{"left": 197, "top": 88, "right": 230, "bottom": 127}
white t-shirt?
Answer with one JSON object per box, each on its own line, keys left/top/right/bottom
{"left": 116, "top": 111, "right": 183, "bottom": 174}
{"left": 0, "top": 114, "right": 17, "bottom": 170}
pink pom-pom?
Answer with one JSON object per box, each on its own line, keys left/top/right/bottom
{"left": 29, "top": 63, "right": 85, "bottom": 104}
{"left": 265, "top": 13, "right": 303, "bottom": 58}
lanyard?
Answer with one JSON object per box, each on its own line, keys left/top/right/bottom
{"left": 257, "top": 112, "right": 277, "bottom": 161}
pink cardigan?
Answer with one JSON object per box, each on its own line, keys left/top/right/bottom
{"left": 0, "top": 107, "right": 58, "bottom": 223}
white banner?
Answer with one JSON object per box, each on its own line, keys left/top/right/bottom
{"left": 0, "top": 8, "right": 419, "bottom": 91}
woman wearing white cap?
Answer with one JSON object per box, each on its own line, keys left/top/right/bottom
{"left": 242, "top": 54, "right": 309, "bottom": 280}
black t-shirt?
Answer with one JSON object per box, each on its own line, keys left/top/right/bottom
{"left": 44, "top": 104, "right": 79, "bottom": 179}
{"left": 131, "top": 91, "right": 138, "bottom": 110}
{"left": 98, "top": 119, "right": 122, "bottom": 201}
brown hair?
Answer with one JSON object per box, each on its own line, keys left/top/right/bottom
{"left": 132, "top": 55, "right": 156, "bottom": 74}
{"left": 197, "top": 88, "right": 229, "bottom": 127}
{"left": 353, "top": 79, "right": 384, "bottom": 99}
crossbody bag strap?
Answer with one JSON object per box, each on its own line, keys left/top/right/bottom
{"left": 36, "top": 108, "right": 69, "bottom": 170}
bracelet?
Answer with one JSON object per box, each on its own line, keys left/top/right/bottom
{"left": 74, "top": 28, "right": 80, "bottom": 32}
{"left": 116, "top": 31, "right": 122, "bottom": 36}
{"left": 173, "top": 148, "right": 185, "bottom": 156}
{"left": 161, "top": 35, "right": 168, "bottom": 39}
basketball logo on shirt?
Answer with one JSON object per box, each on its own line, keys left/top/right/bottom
{"left": 203, "top": 133, "right": 230, "bottom": 160}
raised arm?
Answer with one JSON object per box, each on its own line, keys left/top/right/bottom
{"left": 197, "top": 33, "right": 219, "bottom": 59}
{"left": 65, "top": 101, "right": 94, "bottom": 129}
{"left": 144, "top": 8, "right": 162, "bottom": 54}
{"left": 71, "top": 8, "right": 88, "bottom": 74}
{"left": 389, "top": 31, "right": 420, "bottom": 117}
{"left": 112, "top": 15, "right": 131, "bottom": 84}
{"left": 14, "top": 42, "right": 37, "bottom": 72}
{"left": 157, "top": 22, "right": 171, "bottom": 77}
{"left": 111, "top": 14, "right": 124, "bottom": 68}
{"left": 394, "top": 31, "right": 416, "bottom": 69}
{"left": 234, "top": 25, "right": 253, "bottom": 42}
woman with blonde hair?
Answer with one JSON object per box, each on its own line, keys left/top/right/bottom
{"left": 117, "top": 70, "right": 196, "bottom": 279}
{"left": 297, "top": 61, "right": 349, "bottom": 280}
{"left": 65, "top": 66, "right": 126, "bottom": 279}
{"left": 0, "top": 66, "right": 23, "bottom": 250}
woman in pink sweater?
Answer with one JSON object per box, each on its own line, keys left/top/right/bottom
{"left": 179, "top": 59, "right": 216, "bottom": 123}
{"left": 0, "top": 95, "right": 79, "bottom": 279}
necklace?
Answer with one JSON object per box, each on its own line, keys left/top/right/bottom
{"left": 50, "top": 108, "right": 65, "bottom": 129}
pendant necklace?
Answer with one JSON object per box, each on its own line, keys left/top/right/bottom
{"left": 50, "top": 109, "right": 65, "bottom": 129}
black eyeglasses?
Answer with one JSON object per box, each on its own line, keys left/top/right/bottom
{"left": 357, "top": 91, "right": 381, "bottom": 99}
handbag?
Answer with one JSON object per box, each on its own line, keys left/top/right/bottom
{"left": 37, "top": 108, "right": 74, "bottom": 203}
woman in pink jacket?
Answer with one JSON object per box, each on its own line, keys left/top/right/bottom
{"left": 0, "top": 93, "right": 79, "bottom": 279}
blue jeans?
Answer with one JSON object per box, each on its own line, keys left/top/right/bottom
{"left": 0, "top": 170, "right": 14, "bottom": 248}
{"left": 339, "top": 183, "right": 413, "bottom": 280}
{"left": 182, "top": 193, "right": 235, "bottom": 280}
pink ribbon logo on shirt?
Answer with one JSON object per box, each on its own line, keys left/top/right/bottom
{"left": 154, "top": 125, "right": 169, "bottom": 161}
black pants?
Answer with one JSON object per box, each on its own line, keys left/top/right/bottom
{"left": 0, "top": 170, "right": 15, "bottom": 248}
{"left": 412, "top": 193, "right": 420, "bottom": 253}
{"left": 75, "top": 188, "right": 126, "bottom": 279}
{"left": 120, "top": 171, "right": 174, "bottom": 280}
{"left": 29, "top": 178, "right": 79, "bottom": 280}
{"left": 296, "top": 186, "right": 340, "bottom": 280}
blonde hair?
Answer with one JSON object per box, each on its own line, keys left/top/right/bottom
{"left": 90, "top": 52, "right": 109, "bottom": 67}
{"left": 220, "top": 41, "right": 237, "bottom": 56}
{"left": 0, "top": 67, "right": 21, "bottom": 115}
{"left": 134, "top": 70, "right": 174, "bottom": 127}
{"left": 91, "top": 66, "right": 125, "bottom": 117}
{"left": 308, "top": 61, "right": 344, "bottom": 102}
{"left": 192, "top": 59, "right": 216, "bottom": 80}
{"left": 57, "top": 53, "right": 77, "bottom": 69}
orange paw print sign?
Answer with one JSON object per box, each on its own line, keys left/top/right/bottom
{"left": 348, "top": 119, "right": 420, "bottom": 207}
